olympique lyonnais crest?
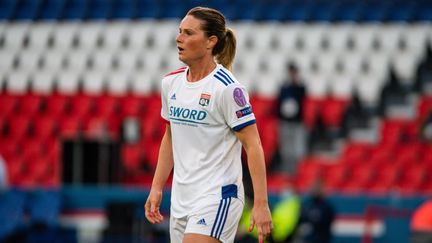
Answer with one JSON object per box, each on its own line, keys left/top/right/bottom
{"left": 199, "top": 93, "right": 211, "bottom": 107}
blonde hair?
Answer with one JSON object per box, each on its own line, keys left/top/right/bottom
{"left": 187, "top": 7, "right": 236, "bottom": 70}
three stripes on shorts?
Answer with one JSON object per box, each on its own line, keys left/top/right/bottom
{"left": 210, "top": 197, "right": 232, "bottom": 240}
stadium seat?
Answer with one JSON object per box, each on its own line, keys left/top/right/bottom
{"left": 110, "top": 0, "right": 135, "bottom": 19}
{"left": 64, "top": 50, "right": 89, "bottom": 72}
{"left": 0, "top": 50, "right": 16, "bottom": 71}
{"left": 5, "top": 71, "right": 30, "bottom": 95}
{"left": 32, "top": 71, "right": 56, "bottom": 94}
{"left": 18, "top": 93, "right": 43, "bottom": 117}
{"left": 61, "top": 0, "right": 88, "bottom": 20}
{"left": 69, "top": 94, "right": 95, "bottom": 119}
{"left": 56, "top": 71, "right": 81, "bottom": 94}
{"left": 81, "top": 71, "right": 106, "bottom": 95}
{"left": 37, "top": 0, "right": 65, "bottom": 20}
{"left": 26, "top": 23, "right": 54, "bottom": 49}
{"left": 0, "top": 0, "right": 16, "bottom": 20}
{"left": 0, "top": 189, "right": 26, "bottom": 240}
{"left": 321, "top": 97, "right": 350, "bottom": 128}
{"left": 13, "top": 0, "right": 41, "bottom": 20}
{"left": 51, "top": 22, "right": 78, "bottom": 49}
{"left": 106, "top": 71, "right": 130, "bottom": 95}
{"left": 6, "top": 114, "right": 32, "bottom": 139}
{"left": 33, "top": 115, "right": 58, "bottom": 141}
{"left": 45, "top": 94, "right": 70, "bottom": 116}
{"left": 86, "top": 0, "right": 112, "bottom": 20}
{"left": 0, "top": 94, "right": 18, "bottom": 119}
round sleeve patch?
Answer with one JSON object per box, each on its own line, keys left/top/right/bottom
{"left": 233, "top": 87, "right": 247, "bottom": 107}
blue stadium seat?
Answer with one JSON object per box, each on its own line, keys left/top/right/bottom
{"left": 158, "top": 0, "right": 186, "bottom": 19}
{"left": 0, "top": 189, "right": 26, "bottom": 241}
{"left": 284, "top": 0, "right": 312, "bottom": 22}
{"left": 386, "top": 1, "right": 416, "bottom": 22}
{"left": 358, "top": 1, "right": 391, "bottom": 22}
{"left": 135, "top": 0, "right": 160, "bottom": 19}
{"left": 308, "top": 0, "right": 338, "bottom": 22}
{"left": 413, "top": 0, "right": 432, "bottom": 21}
{"left": 332, "top": 0, "right": 364, "bottom": 22}
{"left": 13, "top": 0, "right": 41, "bottom": 20}
{"left": 87, "top": 0, "right": 113, "bottom": 20}
{"left": 259, "top": 2, "right": 289, "bottom": 21}
{"left": 0, "top": 0, "right": 17, "bottom": 20}
{"left": 61, "top": 0, "right": 88, "bottom": 20}
{"left": 110, "top": 0, "right": 136, "bottom": 19}
{"left": 38, "top": 0, "right": 65, "bottom": 20}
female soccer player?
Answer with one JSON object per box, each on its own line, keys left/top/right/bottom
{"left": 144, "top": 6, "right": 272, "bottom": 243}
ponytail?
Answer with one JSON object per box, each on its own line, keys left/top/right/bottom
{"left": 215, "top": 28, "right": 236, "bottom": 71}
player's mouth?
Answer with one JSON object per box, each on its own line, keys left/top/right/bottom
{"left": 178, "top": 47, "right": 184, "bottom": 53}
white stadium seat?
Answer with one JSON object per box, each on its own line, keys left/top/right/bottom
{"left": 326, "top": 24, "right": 354, "bottom": 51}
{"left": 392, "top": 50, "right": 420, "bottom": 85}
{"left": 131, "top": 72, "right": 154, "bottom": 95}
{"left": 107, "top": 71, "right": 131, "bottom": 95}
{"left": 89, "top": 51, "right": 114, "bottom": 71}
{"left": 114, "top": 50, "right": 141, "bottom": 72}
{"left": 27, "top": 23, "right": 54, "bottom": 50}
{"left": 126, "top": 21, "right": 153, "bottom": 50}
{"left": 52, "top": 22, "right": 79, "bottom": 49}
{"left": 303, "top": 71, "right": 329, "bottom": 98}
{"left": 76, "top": 22, "right": 104, "bottom": 50}
{"left": 355, "top": 72, "right": 386, "bottom": 107}
{"left": 0, "top": 50, "right": 17, "bottom": 70}
{"left": 82, "top": 71, "right": 106, "bottom": 95}
{"left": 100, "top": 21, "right": 128, "bottom": 50}
{"left": 16, "top": 49, "right": 41, "bottom": 71}
{"left": 56, "top": 71, "right": 81, "bottom": 94}
{"left": 64, "top": 50, "right": 89, "bottom": 71}
{"left": 2, "top": 22, "right": 29, "bottom": 50}
{"left": 5, "top": 71, "right": 29, "bottom": 94}
{"left": 40, "top": 50, "right": 65, "bottom": 71}
{"left": 328, "top": 73, "right": 355, "bottom": 99}
{"left": 351, "top": 24, "right": 379, "bottom": 53}
{"left": 32, "top": 71, "right": 55, "bottom": 94}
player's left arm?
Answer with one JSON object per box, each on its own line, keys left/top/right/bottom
{"left": 235, "top": 124, "right": 273, "bottom": 243}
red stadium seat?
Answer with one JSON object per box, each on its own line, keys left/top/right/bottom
{"left": 5, "top": 115, "right": 32, "bottom": 139}
{"left": 341, "top": 142, "right": 373, "bottom": 166}
{"left": 302, "top": 97, "right": 323, "bottom": 129}
{"left": 121, "top": 144, "right": 144, "bottom": 171}
{"left": 58, "top": 115, "right": 83, "bottom": 138}
{"left": 324, "top": 164, "right": 350, "bottom": 193}
{"left": 121, "top": 95, "right": 144, "bottom": 117}
{"left": 69, "top": 94, "right": 95, "bottom": 119}
{"left": 0, "top": 93, "right": 18, "bottom": 118}
{"left": 33, "top": 115, "right": 58, "bottom": 141}
{"left": 94, "top": 95, "right": 120, "bottom": 118}
{"left": 18, "top": 94, "right": 43, "bottom": 117}
{"left": 321, "top": 97, "right": 350, "bottom": 128}
{"left": 45, "top": 94, "right": 71, "bottom": 116}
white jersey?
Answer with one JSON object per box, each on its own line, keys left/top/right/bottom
{"left": 161, "top": 64, "right": 255, "bottom": 218}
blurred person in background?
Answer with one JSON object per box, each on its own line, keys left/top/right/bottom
{"left": 276, "top": 62, "right": 307, "bottom": 175}
{"left": 296, "top": 178, "right": 334, "bottom": 243}
{"left": 411, "top": 199, "right": 432, "bottom": 243}
{"left": 270, "top": 181, "right": 301, "bottom": 243}
{"left": 144, "top": 6, "right": 272, "bottom": 243}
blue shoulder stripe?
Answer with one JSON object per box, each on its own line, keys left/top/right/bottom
{"left": 219, "top": 69, "right": 235, "bottom": 84}
{"left": 216, "top": 70, "right": 234, "bottom": 84}
{"left": 214, "top": 73, "right": 229, "bottom": 86}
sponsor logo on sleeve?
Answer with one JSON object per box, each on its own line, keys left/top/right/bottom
{"left": 236, "top": 106, "right": 252, "bottom": 118}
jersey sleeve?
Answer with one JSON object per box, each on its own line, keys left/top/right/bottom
{"left": 160, "top": 77, "right": 170, "bottom": 122}
{"left": 220, "top": 83, "right": 256, "bottom": 131}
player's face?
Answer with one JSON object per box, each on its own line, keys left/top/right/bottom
{"left": 176, "top": 15, "right": 213, "bottom": 65}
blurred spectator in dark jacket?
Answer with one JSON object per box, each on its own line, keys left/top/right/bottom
{"left": 277, "top": 62, "right": 307, "bottom": 175}
{"left": 296, "top": 179, "right": 335, "bottom": 243}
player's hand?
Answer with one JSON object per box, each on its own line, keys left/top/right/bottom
{"left": 249, "top": 201, "right": 273, "bottom": 243}
{"left": 144, "top": 189, "right": 164, "bottom": 224}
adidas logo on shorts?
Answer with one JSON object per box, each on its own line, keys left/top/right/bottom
{"left": 197, "top": 218, "right": 207, "bottom": 226}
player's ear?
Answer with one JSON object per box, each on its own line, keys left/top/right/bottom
{"left": 207, "top": 35, "right": 218, "bottom": 50}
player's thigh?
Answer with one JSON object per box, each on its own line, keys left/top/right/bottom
{"left": 183, "top": 233, "right": 220, "bottom": 243}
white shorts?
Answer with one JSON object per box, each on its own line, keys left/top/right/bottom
{"left": 170, "top": 197, "right": 244, "bottom": 243}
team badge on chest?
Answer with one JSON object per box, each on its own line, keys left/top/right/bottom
{"left": 199, "top": 93, "right": 211, "bottom": 107}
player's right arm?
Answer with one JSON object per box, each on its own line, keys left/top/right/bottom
{"left": 144, "top": 124, "right": 174, "bottom": 224}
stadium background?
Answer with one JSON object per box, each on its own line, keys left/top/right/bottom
{"left": 0, "top": 0, "right": 432, "bottom": 242}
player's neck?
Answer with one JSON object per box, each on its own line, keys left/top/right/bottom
{"left": 187, "top": 58, "right": 217, "bottom": 82}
